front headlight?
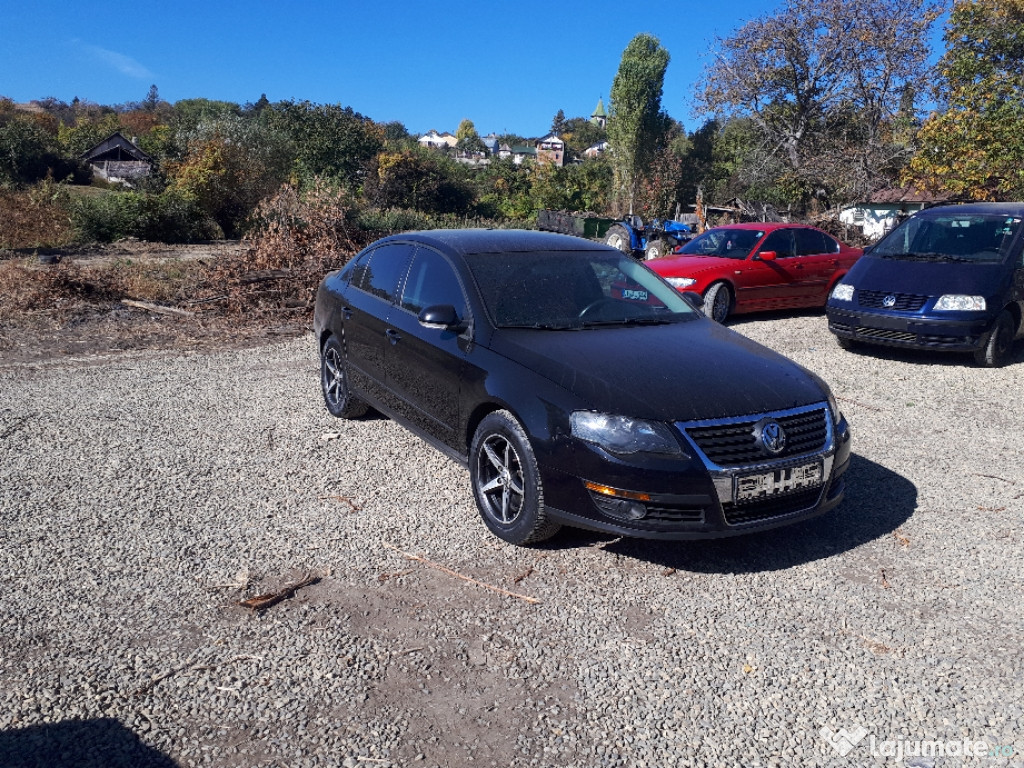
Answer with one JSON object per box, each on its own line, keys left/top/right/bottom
{"left": 665, "top": 276, "right": 697, "bottom": 290}
{"left": 826, "top": 390, "right": 842, "bottom": 426}
{"left": 934, "top": 294, "right": 986, "bottom": 311}
{"left": 831, "top": 283, "right": 854, "bottom": 302}
{"left": 570, "top": 411, "right": 683, "bottom": 456}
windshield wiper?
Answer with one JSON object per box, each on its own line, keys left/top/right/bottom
{"left": 500, "top": 322, "right": 580, "bottom": 330}
{"left": 579, "top": 316, "right": 676, "bottom": 328}
{"left": 877, "top": 251, "right": 965, "bottom": 262}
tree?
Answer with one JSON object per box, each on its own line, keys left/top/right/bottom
{"left": 696, "top": 0, "right": 940, "bottom": 206}
{"left": 364, "top": 149, "right": 473, "bottom": 214}
{"left": 607, "top": 34, "right": 671, "bottom": 214}
{"left": 0, "top": 112, "right": 58, "bottom": 185}
{"left": 560, "top": 116, "right": 607, "bottom": 159}
{"left": 550, "top": 109, "right": 566, "bottom": 136}
{"left": 143, "top": 84, "right": 160, "bottom": 112}
{"left": 166, "top": 115, "right": 293, "bottom": 236}
{"left": 907, "top": 0, "right": 1024, "bottom": 200}
{"left": 267, "top": 100, "right": 383, "bottom": 186}
{"left": 455, "top": 118, "right": 485, "bottom": 153}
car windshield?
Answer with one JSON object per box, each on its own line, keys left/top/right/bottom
{"left": 873, "top": 213, "right": 1022, "bottom": 263}
{"left": 676, "top": 228, "right": 765, "bottom": 260}
{"left": 464, "top": 250, "right": 698, "bottom": 329}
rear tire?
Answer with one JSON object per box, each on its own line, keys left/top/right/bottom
{"left": 974, "top": 310, "right": 1014, "bottom": 367}
{"left": 469, "top": 410, "right": 561, "bottom": 546}
{"left": 320, "top": 336, "right": 369, "bottom": 419}
{"left": 703, "top": 282, "right": 733, "bottom": 323}
{"left": 605, "top": 224, "right": 632, "bottom": 254}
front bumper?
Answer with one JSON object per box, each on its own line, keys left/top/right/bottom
{"left": 541, "top": 405, "right": 851, "bottom": 540}
{"left": 827, "top": 305, "right": 993, "bottom": 352}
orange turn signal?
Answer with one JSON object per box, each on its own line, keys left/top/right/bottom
{"left": 583, "top": 481, "right": 652, "bottom": 502}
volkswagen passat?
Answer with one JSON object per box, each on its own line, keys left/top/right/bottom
{"left": 314, "top": 230, "right": 850, "bottom": 545}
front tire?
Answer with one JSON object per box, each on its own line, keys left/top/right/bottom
{"left": 644, "top": 239, "right": 666, "bottom": 260}
{"left": 974, "top": 310, "right": 1014, "bottom": 367}
{"left": 605, "top": 224, "right": 632, "bottom": 254}
{"left": 703, "top": 282, "right": 733, "bottom": 323}
{"left": 320, "top": 336, "right": 369, "bottom": 418}
{"left": 469, "top": 411, "right": 560, "bottom": 545}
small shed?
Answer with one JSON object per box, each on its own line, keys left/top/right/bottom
{"left": 840, "top": 185, "right": 955, "bottom": 240}
{"left": 81, "top": 132, "right": 153, "bottom": 185}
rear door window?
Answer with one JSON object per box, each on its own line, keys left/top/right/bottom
{"left": 795, "top": 228, "right": 829, "bottom": 256}
{"left": 357, "top": 243, "right": 415, "bottom": 303}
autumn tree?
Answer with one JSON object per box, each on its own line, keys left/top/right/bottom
{"left": 607, "top": 34, "right": 671, "bottom": 214}
{"left": 166, "top": 115, "right": 293, "bottom": 236}
{"left": 696, "top": 0, "right": 940, "bottom": 206}
{"left": 907, "top": 0, "right": 1024, "bottom": 199}
{"left": 364, "top": 149, "right": 473, "bottom": 214}
{"left": 560, "top": 116, "right": 607, "bottom": 159}
{"left": 455, "top": 118, "right": 485, "bottom": 153}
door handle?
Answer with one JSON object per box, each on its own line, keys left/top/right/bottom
{"left": 385, "top": 328, "right": 401, "bottom": 344}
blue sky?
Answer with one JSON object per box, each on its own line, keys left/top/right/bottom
{"left": 2, "top": 0, "right": 943, "bottom": 138}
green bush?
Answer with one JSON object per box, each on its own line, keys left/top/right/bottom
{"left": 72, "top": 189, "right": 220, "bottom": 243}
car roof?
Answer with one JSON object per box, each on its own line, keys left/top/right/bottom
{"left": 379, "top": 228, "right": 617, "bottom": 256}
{"left": 707, "top": 222, "right": 806, "bottom": 232}
{"left": 914, "top": 202, "right": 1024, "bottom": 218}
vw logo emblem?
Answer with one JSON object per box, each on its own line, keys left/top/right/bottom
{"left": 755, "top": 419, "right": 787, "bottom": 455}
{"left": 882, "top": 294, "right": 897, "bottom": 308}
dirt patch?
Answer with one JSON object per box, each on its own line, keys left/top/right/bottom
{"left": 0, "top": 240, "right": 306, "bottom": 366}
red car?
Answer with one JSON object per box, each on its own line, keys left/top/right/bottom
{"left": 648, "top": 223, "right": 863, "bottom": 322}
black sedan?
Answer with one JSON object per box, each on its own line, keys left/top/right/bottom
{"left": 314, "top": 230, "right": 851, "bottom": 545}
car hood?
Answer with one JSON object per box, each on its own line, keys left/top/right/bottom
{"left": 844, "top": 255, "right": 1009, "bottom": 296}
{"left": 490, "top": 320, "right": 827, "bottom": 422}
{"left": 649, "top": 254, "right": 737, "bottom": 277}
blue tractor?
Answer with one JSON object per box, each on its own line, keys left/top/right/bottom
{"left": 604, "top": 215, "right": 692, "bottom": 260}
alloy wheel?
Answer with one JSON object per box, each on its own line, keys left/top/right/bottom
{"left": 476, "top": 433, "right": 526, "bottom": 525}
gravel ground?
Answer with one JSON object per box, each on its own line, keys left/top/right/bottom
{"left": 1, "top": 312, "right": 1022, "bottom": 768}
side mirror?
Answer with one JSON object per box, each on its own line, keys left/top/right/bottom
{"left": 681, "top": 291, "right": 704, "bottom": 314}
{"left": 757, "top": 250, "right": 777, "bottom": 261}
{"left": 418, "top": 304, "right": 467, "bottom": 331}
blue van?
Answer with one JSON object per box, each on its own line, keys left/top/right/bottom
{"left": 826, "top": 203, "right": 1024, "bottom": 367}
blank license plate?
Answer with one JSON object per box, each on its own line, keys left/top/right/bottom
{"left": 736, "top": 462, "right": 823, "bottom": 502}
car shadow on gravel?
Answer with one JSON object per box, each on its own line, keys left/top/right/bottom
{"left": 834, "top": 339, "right": 1024, "bottom": 368}
{"left": 546, "top": 453, "right": 916, "bottom": 574}
{"left": 0, "top": 718, "right": 177, "bottom": 768}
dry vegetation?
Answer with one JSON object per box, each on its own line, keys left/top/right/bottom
{"left": 200, "top": 180, "right": 371, "bottom": 315}
{"left": 0, "top": 181, "right": 391, "bottom": 362}
{"left": 0, "top": 185, "right": 77, "bottom": 250}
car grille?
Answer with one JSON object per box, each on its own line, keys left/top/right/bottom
{"left": 643, "top": 504, "right": 704, "bottom": 523}
{"left": 857, "top": 290, "right": 928, "bottom": 311}
{"left": 855, "top": 326, "right": 917, "bottom": 343}
{"left": 722, "top": 487, "right": 823, "bottom": 526}
{"left": 682, "top": 407, "right": 828, "bottom": 466}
